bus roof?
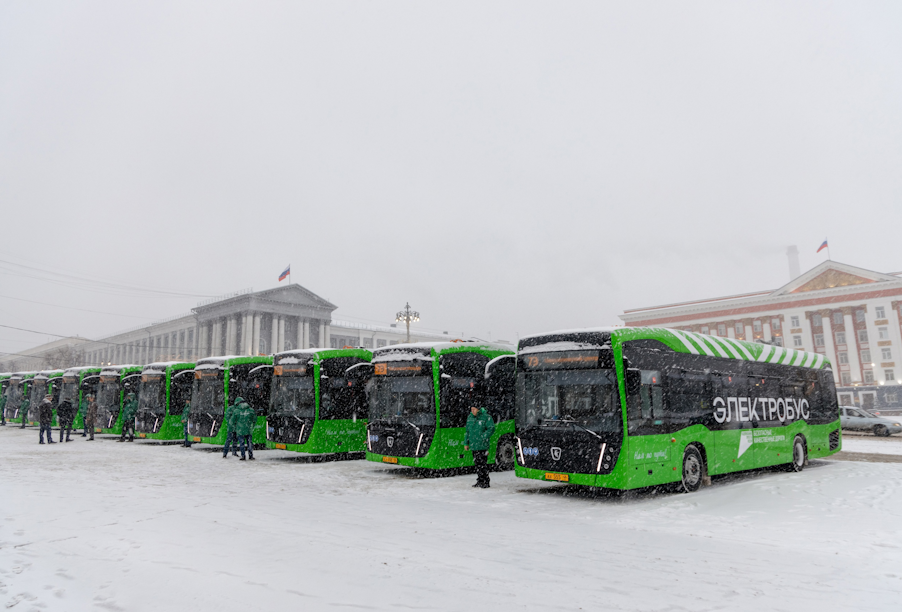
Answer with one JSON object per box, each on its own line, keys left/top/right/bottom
{"left": 142, "top": 361, "right": 195, "bottom": 374}
{"left": 62, "top": 366, "right": 103, "bottom": 377}
{"left": 521, "top": 326, "right": 830, "bottom": 371}
{"left": 194, "top": 355, "right": 272, "bottom": 370}
{"left": 99, "top": 365, "right": 142, "bottom": 376}
{"left": 274, "top": 348, "right": 372, "bottom": 365}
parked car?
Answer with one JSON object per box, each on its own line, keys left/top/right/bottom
{"left": 839, "top": 406, "right": 902, "bottom": 437}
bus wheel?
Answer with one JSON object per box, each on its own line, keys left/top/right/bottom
{"left": 789, "top": 436, "right": 807, "bottom": 472}
{"left": 495, "top": 436, "right": 517, "bottom": 471}
{"left": 680, "top": 446, "right": 705, "bottom": 493}
{"left": 874, "top": 425, "right": 889, "bottom": 437}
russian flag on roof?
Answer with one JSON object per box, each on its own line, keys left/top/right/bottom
{"left": 279, "top": 265, "right": 290, "bottom": 281}
{"left": 816, "top": 239, "right": 828, "bottom": 253}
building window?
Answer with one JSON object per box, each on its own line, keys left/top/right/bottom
{"left": 864, "top": 370, "right": 874, "bottom": 383}
{"left": 753, "top": 320, "right": 762, "bottom": 333}
{"left": 886, "top": 392, "right": 898, "bottom": 404}
{"left": 835, "top": 332, "right": 846, "bottom": 345}
{"left": 861, "top": 349, "right": 871, "bottom": 363}
{"left": 793, "top": 336, "right": 803, "bottom": 348}
{"left": 376, "top": 339, "right": 387, "bottom": 348}
{"left": 790, "top": 316, "right": 800, "bottom": 328}
{"left": 833, "top": 312, "right": 844, "bottom": 326}
{"left": 886, "top": 369, "right": 896, "bottom": 382}
{"left": 814, "top": 334, "right": 824, "bottom": 347}
{"left": 700, "top": 326, "right": 709, "bottom": 334}
{"left": 838, "top": 352, "right": 848, "bottom": 364}
{"left": 882, "top": 348, "right": 893, "bottom": 360}
{"left": 858, "top": 330, "right": 869, "bottom": 343}
{"left": 772, "top": 318, "right": 781, "bottom": 331}
{"left": 879, "top": 327, "right": 890, "bottom": 340}
{"left": 717, "top": 324, "right": 726, "bottom": 336}
{"left": 876, "top": 306, "right": 886, "bottom": 319}
{"left": 841, "top": 372, "right": 852, "bottom": 385}
{"left": 812, "top": 313, "right": 822, "bottom": 327}
{"left": 855, "top": 309, "right": 866, "bottom": 323}
{"left": 735, "top": 323, "right": 744, "bottom": 337}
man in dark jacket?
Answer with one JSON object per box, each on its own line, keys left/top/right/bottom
{"left": 465, "top": 406, "right": 496, "bottom": 488}
{"left": 0, "top": 391, "right": 6, "bottom": 426}
{"left": 39, "top": 395, "right": 55, "bottom": 444}
{"left": 119, "top": 392, "right": 138, "bottom": 442}
{"left": 19, "top": 397, "right": 30, "bottom": 429}
{"left": 84, "top": 394, "right": 97, "bottom": 441}
{"left": 58, "top": 399, "right": 75, "bottom": 442}
{"left": 233, "top": 397, "right": 256, "bottom": 461}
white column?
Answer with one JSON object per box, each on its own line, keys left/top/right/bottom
{"left": 727, "top": 324, "right": 736, "bottom": 339}
{"left": 270, "top": 317, "right": 278, "bottom": 355}
{"left": 253, "top": 314, "right": 262, "bottom": 355}
{"left": 278, "top": 317, "right": 286, "bottom": 353}
{"left": 744, "top": 324, "right": 754, "bottom": 343}
{"left": 763, "top": 323, "right": 772, "bottom": 342}
{"left": 844, "top": 313, "right": 862, "bottom": 383}
{"left": 303, "top": 320, "right": 310, "bottom": 349}
{"left": 297, "top": 318, "right": 304, "bottom": 350}
{"left": 359, "top": 329, "right": 364, "bottom": 348}
{"left": 822, "top": 314, "right": 838, "bottom": 382}
{"left": 212, "top": 321, "right": 222, "bottom": 355}
{"left": 324, "top": 324, "right": 331, "bottom": 349}
{"left": 230, "top": 315, "right": 239, "bottom": 355}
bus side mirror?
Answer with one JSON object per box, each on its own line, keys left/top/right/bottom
{"left": 626, "top": 369, "right": 641, "bottom": 396}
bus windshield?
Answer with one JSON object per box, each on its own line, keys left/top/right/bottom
{"left": 367, "top": 376, "right": 435, "bottom": 427}
{"left": 270, "top": 375, "right": 315, "bottom": 419}
{"left": 517, "top": 368, "right": 621, "bottom": 432}
{"left": 59, "top": 379, "right": 78, "bottom": 405}
{"left": 97, "top": 380, "right": 121, "bottom": 413}
{"left": 190, "top": 372, "right": 224, "bottom": 416}
{"left": 138, "top": 376, "right": 166, "bottom": 418}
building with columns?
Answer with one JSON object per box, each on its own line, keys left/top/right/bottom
{"left": 0, "top": 285, "right": 455, "bottom": 372}
{"left": 619, "top": 261, "right": 902, "bottom": 411}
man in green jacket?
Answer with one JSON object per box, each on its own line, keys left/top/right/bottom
{"left": 232, "top": 397, "right": 256, "bottom": 461}
{"left": 19, "top": 397, "right": 30, "bottom": 429}
{"left": 465, "top": 406, "right": 496, "bottom": 488}
{"left": 222, "top": 401, "right": 239, "bottom": 458}
{"left": 119, "top": 392, "right": 138, "bottom": 442}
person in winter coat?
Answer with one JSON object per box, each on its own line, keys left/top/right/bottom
{"left": 84, "top": 394, "right": 97, "bottom": 441}
{"left": 19, "top": 397, "right": 30, "bottom": 429}
{"left": 232, "top": 397, "right": 256, "bottom": 461}
{"left": 0, "top": 391, "right": 6, "bottom": 426}
{"left": 119, "top": 392, "right": 138, "bottom": 442}
{"left": 221, "top": 402, "right": 239, "bottom": 458}
{"left": 39, "top": 395, "right": 55, "bottom": 444}
{"left": 78, "top": 395, "right": 88, "bottom": 437}
{"left": 464, "top": 406, "right": 496, "bottom": 488}
{"left": 181, "top": 399, "right": 192, "bottom": 447}
{"left": 57, "top": 399, "right": 75, "bottom": 442}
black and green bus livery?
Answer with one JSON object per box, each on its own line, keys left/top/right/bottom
{"left": 188, "top": 355, "right": 273, "bottom": 446}
{"left": 512, "top": 327, "right": 842, "bottom": 492}
{"left": 4, "top": 372, "right": 37, "bottom": 425}
{"left": 26, "top": 370, "right": 65, "bottom": 426}
{"left": 365, "top": 341, "right": 518, "bottom": 472}
{"left": 96, "top": 365, "right": 142, "bottom": 435}
{"left": 135, "top": 361, "right": 195, "bottom": 440}
{"left": 59, "top": 366, "right": 102, "bottom": 431}
{"left": 266, "top": 348, "right": 372, "bottom": 455}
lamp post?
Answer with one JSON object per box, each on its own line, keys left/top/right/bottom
{"left": 396, "top": 302, "right": 420, "bottom": 343}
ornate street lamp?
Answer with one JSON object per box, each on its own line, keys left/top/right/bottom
{"left": 396, "top": 302, "right": 420, "bottom": 343}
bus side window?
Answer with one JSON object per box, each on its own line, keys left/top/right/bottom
{"left": 627, "top": 370, "right": 663, "bottom": 435}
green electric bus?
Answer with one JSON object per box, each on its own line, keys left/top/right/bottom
{"left": 26, "top": 370, "right": 64, "bottom": 426}
{"left": 512, "top": 327, "right": 842, "bottom": 492}
{"left": 266, "top": 348, "right": 372, "bottom": 455}
{"left": 135, "top": 361, "right": 195, "bottom": 440}
{"left": 59, "top": 366, "right": 102, "bottom": 432}
{"left": 187, "top": 355, "right": 272, "bottom": 446}
{"left": 96, "top": 365, "right": 142, "bottom": 435}
{"left": 364, "top": 341, "right": 518, "bottom": 472}
{"left": 4, "top": 372, "right": 36, "bottom": 425}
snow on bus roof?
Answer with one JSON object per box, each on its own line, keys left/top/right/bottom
{"left": 62, "top": 366, "right": 101, "bottom": 375}
{"left": 374, "top": 340, "right": 513, "bottom": 354}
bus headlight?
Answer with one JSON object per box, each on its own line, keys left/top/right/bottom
{"left": 596, "top": 443, "right": 607, "bottom": 473}
{"left": 516, "top": 437, "right": 525, "bottom": 465}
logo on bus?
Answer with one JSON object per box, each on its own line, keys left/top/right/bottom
{"left": 387, "top": 436, "right": 394, "bottom": 448}
{"left": 551, "top": 447, "right": 562, "bottom": 461}
{"left": 713, "top": 396, "right": 810, "bottom": 424}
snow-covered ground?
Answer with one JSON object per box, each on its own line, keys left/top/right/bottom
{"left": 3, "top": 427, "right": 902, "bottom": 611}
{"left": 840, "top": 434, "right": 902, "bottom": 456}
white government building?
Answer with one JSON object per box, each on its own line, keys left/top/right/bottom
{"left": 619, "top": 260, "right": 902, "bottom": 411}
{"left": 1, "top": 285, "right": 455, "bottom": 372}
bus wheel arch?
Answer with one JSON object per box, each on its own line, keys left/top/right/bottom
{"left": 680, "top": 444, "right": 706, "bottom": 493}
{"left": 494, "top": 435, "right": 517, "bottom": 471}
{"left": 789, "top": 435, "right": 807, "bottom": 472}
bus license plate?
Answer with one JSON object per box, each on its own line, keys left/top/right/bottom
{"left": 139, "top": 433, "right": 146, "bottom": 438}
{"left": 275, "top": 443, "right": 286, "bottom": 450}
{"left": 545, "top": 472, "right": 569, "bottom": 482}
{"left": 382, "top": 456, "right": 398, "bottom": 464}
{"left": 193, "top": 436, "right": 201, "bottom": 442}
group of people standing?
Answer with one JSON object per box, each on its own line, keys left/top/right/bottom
{"left": 0, "top": 392, "right": 100, "bottom": 443}
{"left": 221, "top": 396, "right": 256, "bottom": 460}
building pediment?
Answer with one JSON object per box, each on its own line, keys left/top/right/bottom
{"left": 771, "top": 261, "right": 899, "bottom": 297}
{"left": 193, "top": 284, "right": 337, "bottom": 321}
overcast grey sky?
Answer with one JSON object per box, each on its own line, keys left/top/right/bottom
{"left": 1, "top": 1, "right": 900, "bottom": 356}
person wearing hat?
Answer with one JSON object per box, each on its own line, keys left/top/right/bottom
{"left": 0, "top": 388, "right": 7, "bottom": 426}
{"left": 221, "top": 400, "right": 239, "bottom": 458}
{"left": 464, "top": 405, "right": 496, "bottom": 488}
{"left": 180, "top": 398, "right": 192, "bottom": 447}
{"left": 84, "top": 393, "right": 97, "bottom": 440}
{"left": 232, "top": 397, "right": 256, "bottom": 461}
{"left": 38, "top": 394, "right": 55, "bottom": 444}
{"left": 57, "top": 397, "right": 75, "bottom": 442}
{"left": 19, "top": 396, "right": 30, "bottom": 429}
{"left": 119, "top": 392, "right": 138, "bottom": 442}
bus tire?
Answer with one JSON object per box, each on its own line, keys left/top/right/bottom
{"left": 494, "top": 436, "right": 516, "bottom": 471}
{"left": 680, "top": 446, "right": 705, "bottom": 493}
{"left": 789, "top": 435, "right": 806, "bottom": 472}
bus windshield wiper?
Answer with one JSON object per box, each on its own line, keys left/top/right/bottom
{"left": 556, "top": 417, "right": 603, "bottom": 440}
{"left": 403, "top": 418, "right": 421, "bottom": 432}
